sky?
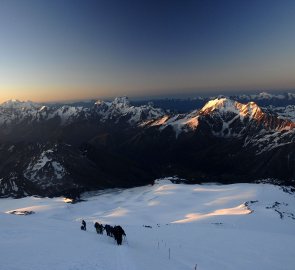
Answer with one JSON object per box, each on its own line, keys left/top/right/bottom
{"left": 0, "top": 0, "right": 295, "bottom": 102}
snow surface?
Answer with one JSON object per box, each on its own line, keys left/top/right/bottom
{"left": 0, "top": 181, "right": 295, "bottom": 270}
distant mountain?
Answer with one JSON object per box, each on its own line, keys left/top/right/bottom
{"left": 132, "top": 97, "right": 206, "bottom": 113}
{"left": 145, "top": 98, "right": 294, "bottom": 153}
{"left": 132, "top": 92, "right": 295, "bottom": 113}
{"left": 231, "top": 92, "right": 295, "bottom": 107}
{"left": 0, "top": 97, "right": 165, "bottom": 142}
{"left": 0, "top": 96, "right": 294, "bottom": 198}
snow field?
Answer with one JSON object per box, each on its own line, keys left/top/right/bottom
{"left": 0, "top": 181, "right": 295, "bottom": 270}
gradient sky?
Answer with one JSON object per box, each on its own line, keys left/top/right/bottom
{"left": 0, "top": 0, "right": 295, "bottom": 102}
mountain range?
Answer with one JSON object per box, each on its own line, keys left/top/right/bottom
{"left": 132, "top": 91, "right": 295, "bottom": 113}
{"left": 0, "top": 93, "right": 294, "bottom": 198}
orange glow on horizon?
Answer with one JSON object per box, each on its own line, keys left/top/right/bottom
{"left": 0, "top": 85, "right": 121, "bottom": 103}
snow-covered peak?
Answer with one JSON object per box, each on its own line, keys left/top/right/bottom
{"left": 0, "top": 100, "right": 45, "bottom": 126}
{"left": 235, "top": 92, "right": 294, "bottom": 102}
{"left": 94, "top": 97, "right": 131, "bottom": 109}
{"left": 94, "top": 96, "right": 164, "bottom": 125}
{"left": 253, "top": 92, "right": 274, "bottom": 99}
{"left": 0, "top": 100, "right": 91, "bottom": 127}
{"left": 235, "top": 101, "right": 264, "bottom": 119}
{"left": 1, "top": 99, "right": 40, "bottom": 110}
{"left": 94, "top": 100, "right": 104, "bottom": 106}
{"left": 199, "top": 98, "right": 235, "bottom": 114}
{"left": 1, "top": 99, "right": 21, "bottom": 107}
{"left": 0, "top": 96, "right": 164, "bottom": 128}
{"left": 47, "top": 105, "right": 89, "bottom": 125}
{"left": 249, "top": 92, "right": 285, "bottom": 100}
{"left": 151, "top": 98, "right": 274, "bottom": 138}
{"left": 39, "top": 106, "right": 48, "bottom": 112}
{"left": 199, "top": 98, "right": 264, "bottom": 119}
{"left": 112, "top": 96, "right": 130, "bottom": 107}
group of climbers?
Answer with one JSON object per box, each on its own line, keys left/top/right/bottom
{"left": 94, "top": 222, "right": 104, "bottom": 234}
{"left": 81, "top": 220, "right": 126, "bottom": 245}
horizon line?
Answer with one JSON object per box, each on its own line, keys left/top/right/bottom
{"left": 1, "top": 89, "right": 295, "bottom": 104}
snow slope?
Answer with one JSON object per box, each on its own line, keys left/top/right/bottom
{"left": 0, "top": 181, "right": 295, "bottom": 270}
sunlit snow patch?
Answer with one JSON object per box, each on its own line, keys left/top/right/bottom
{"left": 172, "top": 204, "right": 252, "bottom": 223}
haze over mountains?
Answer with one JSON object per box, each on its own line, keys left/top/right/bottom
{"left": 0, "top": 92, "right": 295, "bottom": 198}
